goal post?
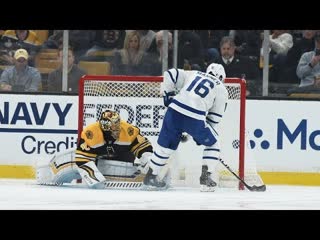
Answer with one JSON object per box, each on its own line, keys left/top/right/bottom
{"left": 223, "top": 78, "right": 246, "bottom": 190}
{"left": 78, "top": 75, "right": 263, "bottom": 190}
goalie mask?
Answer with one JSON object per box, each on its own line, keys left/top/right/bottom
{"left": 99, "top": 110, "right": 121, "bottom": 139}
{"left": 206, "top": 63, "right": 226, "bottom": 82}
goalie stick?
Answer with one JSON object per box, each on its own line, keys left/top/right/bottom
{"left": 104, "top": 181, "right": 143, "bottom": 189}
{"left": 102, "top": 174, "right": 145, "bottom": 190}
{"left": 105, "top": 134, "right": 186, "bottom": 190}
{"left": 218, "top": 158, "right": 266, "bottom": 192}
{"left": 76, "top": 163, "right": 171, "bottom": 190}
{"left": 103, "top": 171, "right": 171, "bottom": 190}
{"left": 39, "top": 180, "right": 144, "bottom": 190}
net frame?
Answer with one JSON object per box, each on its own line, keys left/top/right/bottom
{"left": 78, "top": 75, "right": 247, "bottom": 190}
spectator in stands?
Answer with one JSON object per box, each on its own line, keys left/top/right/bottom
{"left": 296, "top": 31, "right": 320, "bottom": 88}
{"left": 47, "top": 46, "right": 86, "bottom": 93}
{"left": 0, "top": 30, "right": 42, "bottom": 66}
{"left": 42, "top": 30, "right": 96, "bottom": 63}
{"left": 147, "top": 30, "right": 173, "bottom": 70}
{"left": 126, "top": 30, "right": 156, "bottom": 52}
{"left": 0, "top": 48, "right": 13, "bottom": 66}
{"left": 0, "top": 48, "right": 41, "bottom": 92}
{"left": 84, "top": 30, "right": 125, "bottom": 60}
{"left": 112, "top": 31, "right": 160, "bottom": 76}
{"left": 32, "top": 30, "right": 49, "bottom": 45}
{"left": 1, "top": 30, "right": 41, "bottom": 47}
{"left": 195, "top": 30, "right": 230, "bottom": 64}
{"left": 262, "top": 30, "right": 293, "bottom": 82}
{"left": 177, "top": 31, "right": 206, "bottom": 71}
{"left": 268, "top": 30, "right": 293, "bottom": 56}
{"left": 229, "top": 30, "right": 261, "bottom": 62}
{"left": 283, "top": 30, "right": 316, "bottom": 84}
{"left": 213, "top": 36, "right": 260, "bottom": 95}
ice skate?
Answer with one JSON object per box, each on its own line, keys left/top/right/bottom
{"left": 200, "top": 165, "right": 216, "bottom": 192}
{"left": 143, "top": 168, "right": 168, "bottom": 190}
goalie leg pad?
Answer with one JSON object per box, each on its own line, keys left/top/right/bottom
{"left": 77, "top": 161, "right": 106, "bottom": 189}
{"left": 36, "top": 164, "right": 56, "bottom": 185}
{"left": 36, "top": 162, "right": 80, "bottom": 186}
{"left": 53, "top": 169, "right": 80, "bottom": 185}
{"left": 37, "top": 149, "right": 79, "bottom": 186}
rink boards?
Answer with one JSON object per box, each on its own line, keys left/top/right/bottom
{"left": 1, "top": 94, "right": 320, "bottom": 185}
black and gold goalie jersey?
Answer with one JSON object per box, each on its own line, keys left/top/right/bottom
{"left": 75, "top": 121, "right": 152, "bottom": 166}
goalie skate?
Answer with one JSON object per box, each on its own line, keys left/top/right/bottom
{"left": 200, "top": 165, "right": 217, "bottom": 192}
{"left": 142, "top": 168, "right": 168, "bottom": 191}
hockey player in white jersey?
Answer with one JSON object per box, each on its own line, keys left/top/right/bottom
{"left": 143, "top": 63, "right": 228, "bottom": 191}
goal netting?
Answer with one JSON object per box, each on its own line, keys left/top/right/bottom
{"left": 78, "top": 75, "right": 264, "bottom": 190}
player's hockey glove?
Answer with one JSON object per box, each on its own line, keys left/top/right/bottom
{"left": 163, "top": 91, "right": 176, "bottom": 107}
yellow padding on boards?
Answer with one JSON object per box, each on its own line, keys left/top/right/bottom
{"left": 1, "top": 166, "right": 320, "bottom": 185}
{"left": 0, "top": 165, "right": 35, "bottom": 179}
{"left": 260, "top": 172, "right": 320, "bottom": 186}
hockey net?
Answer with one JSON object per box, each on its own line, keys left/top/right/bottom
{"left": 78, "top": 75, "right": 264, "bottom": 190}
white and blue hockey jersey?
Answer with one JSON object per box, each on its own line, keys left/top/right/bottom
{"left": 162, "top": 68, "right": 228, "bottom": 127}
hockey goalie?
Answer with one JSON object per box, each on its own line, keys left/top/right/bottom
{"left": 36, "top": 110, "right": 170, "bottom": 189}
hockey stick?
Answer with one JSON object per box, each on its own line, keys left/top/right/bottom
{"left": 179, "top": 134, "right": 266, "bottom": 191}
{"left": 218, "top": 158, "right": 266, "bottom": 192}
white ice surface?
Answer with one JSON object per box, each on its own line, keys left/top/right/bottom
{"left": 0, "top": 179, "right": 319, "bottom": 210}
